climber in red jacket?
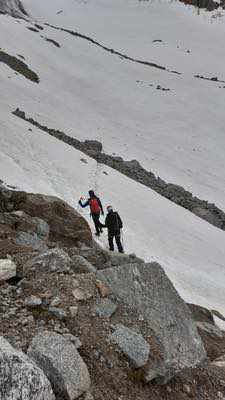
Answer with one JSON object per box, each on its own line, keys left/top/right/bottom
{"left": 79, "top": 190, "right": 104, "bottom": 236}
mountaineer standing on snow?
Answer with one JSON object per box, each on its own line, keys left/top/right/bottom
{"left": 79, "top": 190, "right": 104, "bottom": 236}
{"left": 104, "top": 205, "right": 124, "bottom": 253}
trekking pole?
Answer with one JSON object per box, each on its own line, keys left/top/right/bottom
{"left": 121, "top": 228, "right": 125, "bottom": 252}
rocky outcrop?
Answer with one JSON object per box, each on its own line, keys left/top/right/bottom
{"left": 97, "top": 262, "right": 206, "bottom": 383}
{"left": 23, "top": 248, "right": 72, "bottom": 275}
{"left": 0, "top": 0, "right": 28, "bottom": 18}
{"left": 28, "top": 332, "right": 91, "bottom": 399}
{"left": 70, "top": 255, "right": 97, "bottom": 274}
{"left": 0, "top": 187, "right": 92, "bottom": 248}
{"left": 0, "top": 186, "right": 224, "bottom": 399}
{"left": 180, "top": 0, "right": 225, "bottom": 12}
{"left": 17, "top": 192, "right": 92, "bottom": 246}
{"left": 196, "top": 322, "right": 224, "bottom": 339}
{"left": 0, "top": 209, "right": 49, "bottom": 257}
{"left": 0, "top": 336, "right": 55, "bottom": 400}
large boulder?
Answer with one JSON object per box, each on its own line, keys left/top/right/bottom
{"left": 12, "top": 192, "right": 92, "bottom": 247}
{"left": 97, "top": 262, "right": 206, "bottom": 383}
{"left": 0, "top": 336, "right": 55, "bottom": 400}
{"left": 0, "top": 211, "right": 49, "bottom": 258}
{"left": 0, "top": 259, "right": 16, "bottom": 281}
{"left": 23, "top": 248, "right": 72, "bottom": 275}
{"left": 28, "top": 332, "right": 91, "bottom": 399}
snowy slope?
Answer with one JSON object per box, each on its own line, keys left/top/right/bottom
{"left": 0, "top": 1, "right": 225, "bottom": 315}
{"left": 1, "top": 113, "right": 225, "bottom": 316}
{"left": 21, "top": 0, "right": 225, "bottom": 208}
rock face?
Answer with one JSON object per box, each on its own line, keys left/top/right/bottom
{"left": 0, "top": 210, "right": 49, "bottom": 257}
{"left": 109, "top": 324, "right": 150, "bottom": 368}
{"left": 0, "top": 336, "right": 55, "bottom": 400}
{"left": 196, "top": 321, "right": 224, "bottom": 338}
{"left": 0, "top": 259, "right": 16, "bottom": 281}
{"left": 97, "top": 262, "right": 206, "bottom": 383}
{"left": 0, "top": 188, "right": 92, "bottom": 248}
{"left": 108, "top": 252, "right": 144, "bottom": 267}
{"left": 18, "top": 192, "right": 92, "bottom": 246}
{"left": 0, "top": 0, "right": 27, "bottom": 18}
{"left": 95, "top": 298, "right": 117, "bottom": 318}
{"left": 15, "top": 231, "right": 48, "bottom": 252}
{"left": 70, "top": 255, "right": 97, "bottom": 274}
{"left": 23, "top": 248, "right": 72, "bottom": 275}
{"left": 28, "top": 332, "right": 91, "bottom": 399}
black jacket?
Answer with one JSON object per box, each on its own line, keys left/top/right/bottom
{"left": 105, "top": 211, "right": 123, "bottom": 235}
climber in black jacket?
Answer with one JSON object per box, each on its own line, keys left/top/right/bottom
{"left": 104, "top": 205, "right": 124, "bottom": 253}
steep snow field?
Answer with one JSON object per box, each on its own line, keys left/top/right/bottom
{"left": 21, "top": 0, "right": 225, "bottom": 207}
{"left": 1, "top": 113, "right": 225, "bottom": 316}
{"left": 0, "top": 0, "right": 225, "bottom": 314}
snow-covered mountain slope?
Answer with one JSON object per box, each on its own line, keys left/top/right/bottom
{"left": 1, "top": 112, "right": 225, "bottom": 316}
{"left": 0, "top": 1, "right": 225, "bottom": 314}
{"left": 21, "top": 0, "right": 225, "bottom": 207}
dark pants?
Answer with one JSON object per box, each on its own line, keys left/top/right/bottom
{"left": 108, "top": 231, "right": 123, "bottom": 253}
{"left": 92, "top": 212, "right": 103, "bottom": 234}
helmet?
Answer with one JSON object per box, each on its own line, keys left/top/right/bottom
{"left": 107, "top": 205, "right": 113, "bottom": 212}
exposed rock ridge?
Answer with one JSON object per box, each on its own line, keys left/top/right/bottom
{"left": 0, "top": 0, "right": 28, "bottom": 18}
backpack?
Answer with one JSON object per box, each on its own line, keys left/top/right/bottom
{"left": 89, "top": 198, "right": 100, "bottom": 214}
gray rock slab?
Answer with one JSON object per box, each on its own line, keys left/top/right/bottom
{"left": 109, "top": 324, "right": 150, "bottom": 368}
{"left": 0, "top": 259, "right": 16, "bottom": 281}
{"left": 15, "top": 231, "right": 48, "bottom": 251}
{"left": 24, "top": 248, "right": 72, "bottom": 274}
{"left": 28, "top": 332, "right": 91, "bottom": 399}
{"left": 95, "top": 299, "right": 117, "bottom": 318}
{"left": 33, "top": 217, "right": 50, "bottom": 239}
{"left": 109, "top": 252, "right": 144, "bottom": 267}
{"left": 97, "top": 262, "right": 206, "bottom": 383}
{"left": 70, "top": 255, "right": 96, "bottom": 274}
{"left": 0, "top": 336, "right": 55, "bottom": 400}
